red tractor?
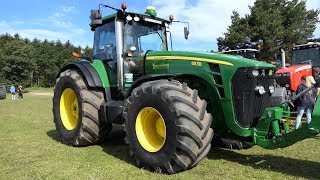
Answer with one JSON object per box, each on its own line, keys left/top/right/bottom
{"left": 275, "top": 42, "right": 320, "bottom": 95}
{"left": 276, "top": 64, "right": 312, "bottom": 91}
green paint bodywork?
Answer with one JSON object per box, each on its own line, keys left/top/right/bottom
{"left": 91, "top": 59, "right": 111, "bottom": 88}
{"left": 144, "top": 50, "right": 320, "bottom": 149}
{"left": 252, "top": 102, "right": 319, "bottom": 149}
{"left": 145, "top": 51, "right": 273, "bottom": 137}
{"left": 310, "top": 97, "right": 320, "bottom": 130}
{"left": 90, "top": 59, "right": 131, "bottom": 89}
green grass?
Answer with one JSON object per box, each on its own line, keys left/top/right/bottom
{"left": 24, "top": 87, "right": 53, "bottom": 93}
{"left": 0, "top": 94, "right": 319, "bottom": 179}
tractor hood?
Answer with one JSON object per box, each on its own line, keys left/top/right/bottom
{"left": 146, "top": 51, "right": 275, "bottom": 68}
{"left": 276, "top": 64, "right": 312, "bottom": 74}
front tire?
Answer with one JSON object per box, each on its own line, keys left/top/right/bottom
{"left": 53, "top": 69, "right": 111, "bottom": 146}
{"left": 124, "top": 79, "right": 213, "bottom": 174}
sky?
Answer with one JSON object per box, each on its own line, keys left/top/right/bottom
{"left": 0, "top": 0, "right": 319, "bottom": 51}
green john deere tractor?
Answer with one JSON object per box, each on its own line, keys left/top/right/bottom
{"left": 52, "top": 3, "right": 320, "bottom": 174}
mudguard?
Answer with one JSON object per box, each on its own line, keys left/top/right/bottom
{"left": 58, "top": 60, "right": 103, "bottom": 88}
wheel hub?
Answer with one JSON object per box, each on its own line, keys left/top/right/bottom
{"left": 60, "top": 88, "right": 79, "bottom": 130}
{"left": 135, "top": 107, "right": 166, "bottom": 152}
{"left": 72, "top": 102, "right": 78, "bottom": 116}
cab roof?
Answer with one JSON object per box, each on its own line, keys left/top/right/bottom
{"left": 101, "top": 11, "right": 171, "bottom": 23}
{"left": 293, "top": 42, "right": 320, "bottom": 50}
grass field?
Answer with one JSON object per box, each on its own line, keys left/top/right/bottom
{"left": 24, "top": 87, "right": 53, "bottom": 93}
{"left": 0, "top": 92, "right": 319, "bottom": 179}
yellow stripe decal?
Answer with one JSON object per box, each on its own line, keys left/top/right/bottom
{"left": 146, "top": 56, "right": 234, "bottom": 66}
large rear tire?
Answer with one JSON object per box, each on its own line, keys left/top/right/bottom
{"left": 52, "top": 69, "right": 111, "bottom": 146}
{"left": 124, "top": 79, "right": 213, "bottom": 174}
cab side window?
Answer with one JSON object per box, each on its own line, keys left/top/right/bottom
{"left": 93, "top": 21, "right": 116, "bottom": 61}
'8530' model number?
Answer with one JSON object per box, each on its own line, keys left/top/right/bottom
{"left": 191, "top": 61, "right": 202, "bottom": 66}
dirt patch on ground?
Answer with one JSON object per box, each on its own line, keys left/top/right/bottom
{"left": 27, "top": 92, "right": 53, "bottom": 96}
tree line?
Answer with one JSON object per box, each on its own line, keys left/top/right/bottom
{"left": 217, "top": 0, "right": 320, "bottom": 62}
{"left": 0, "top": 33, "right": 92, "bottom": 87}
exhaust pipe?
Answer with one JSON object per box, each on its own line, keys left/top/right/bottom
{"left": 281, "top": 49, "right": 286, "bottom": 68}
{"left": 115, "top": 21, "right": 124, "bottom": 93}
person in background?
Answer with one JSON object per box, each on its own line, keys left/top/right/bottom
{"left": 10, "top": 85, "right": 15, "bottom": 100}
{"left": 295, "top": 76, "right": 317, "bottom": 129}
{"left": 18, "top": 85, "right": 23, "bottom": 100}
{"left": 312, "top": 67, "right": 320, "bottom": 80}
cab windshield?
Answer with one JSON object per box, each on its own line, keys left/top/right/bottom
{"left": 292, "top": 47, "right": 320, "bottom": 66}
{"left": 124, "top": 20, "right": 167, "bottom": 56}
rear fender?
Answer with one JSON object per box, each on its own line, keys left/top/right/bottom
{"left": 58, "top": 60, "right": 103, "bottom": 88}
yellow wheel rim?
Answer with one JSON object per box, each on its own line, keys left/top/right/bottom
{"left": 135, "top": 107, "right": 166, "bottom": 152}
{"left": 60, "top": 88, "right": 79, "bottom": 130}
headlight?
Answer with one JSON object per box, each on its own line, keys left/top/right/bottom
{"left": 255, "top": 86, "right": 266, "bottom": 95}
{"left": 133, "top": 16, "right": 140, "bottom": 21}
{"left": 269, "top": 86, "right": 275, "bottom": 94}
{"left": 126, "top": 15, "right": 133, "bottom": 21}
{"left": 252, "top": 69, "right": 259, "bottom": 76}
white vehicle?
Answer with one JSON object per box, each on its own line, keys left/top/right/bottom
{"left": 221, "top": 48, "right": 259, "bottom": 59}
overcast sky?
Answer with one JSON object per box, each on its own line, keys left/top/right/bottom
{"left": 0, "top": 0, "right": 319, "bottom": 51}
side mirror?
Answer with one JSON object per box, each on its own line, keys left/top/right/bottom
{"left": 168, "top": 18, "right": 190, "bottom": 40}
{"left": 90, "top": 10, "right": 102, "bottom": 30}
{"left": 184, "top": 27, "right": 189, "bottom": 40}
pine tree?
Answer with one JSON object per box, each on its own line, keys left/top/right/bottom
{"left": 217, "top": 0, "right": 320, "bottom": 62}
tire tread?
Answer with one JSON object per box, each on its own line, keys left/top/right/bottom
{"left": 124, "top": 79, "right": 213, "bottom": 174}
{"left": 53, "top": 69, "right": 111, "bottom": 147}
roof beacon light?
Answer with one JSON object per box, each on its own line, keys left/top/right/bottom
{"left": 121, "top": 3, "right": 127, "bottom": 11}
{"left": 169, "top": 15, "right": 174, "bottom": 22}
{"left": 145, "top": 6, "right": 157, "bottom": 17}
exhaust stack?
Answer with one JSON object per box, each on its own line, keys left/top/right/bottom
{"left": 281, "top": 49, "right": 286, "bottom": 68}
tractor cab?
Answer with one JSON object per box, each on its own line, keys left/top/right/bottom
{"left": 90, "top": 5, "right": 170, "bottom": 93}
{"left": 292, "top": 42, "right": 320, "bottom": 66}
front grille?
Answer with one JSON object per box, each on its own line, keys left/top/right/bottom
{"left": 232, "top": 67, "right": 275, "bottom": 128}
{"left": 275, "top": 74, "right": 290, "bottom": 89}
